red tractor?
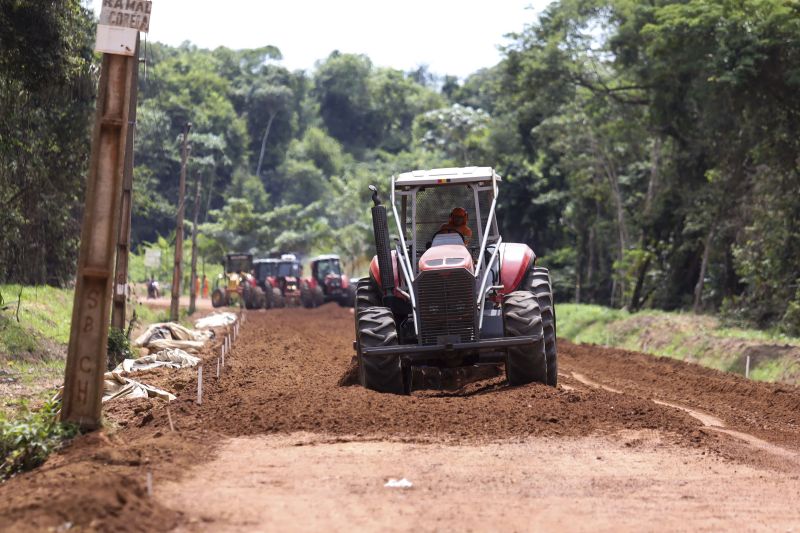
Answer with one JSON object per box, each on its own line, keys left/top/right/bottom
{"left": 211, "top": 253, "right": 265, "bottom": 309}
{"left": 268, "top": 254, "right": 303, "bottom": 307}
{"left": 253, "top": 258, "right": 286, "bottom": 308}
{"left": 354, "top": 167, "right": 557, "bottom": 394}
{"left": 300, "top": 255, "right": 355, "bottom": 308}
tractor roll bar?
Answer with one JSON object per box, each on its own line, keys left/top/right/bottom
{"left": 474, "top": 173, "right": 499, "bottom": 279}
{"left": 391, "top": 176, "right": 420, "bottom": 334}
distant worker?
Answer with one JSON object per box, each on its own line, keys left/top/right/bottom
{"left": 194, "top": 275, "right": 200, "bottom": 297}
{"left": 439, "top": 207, "right": 473, "bottom": 244}
{"left": 202, "top": 275, "right": 209, "bottom": 299}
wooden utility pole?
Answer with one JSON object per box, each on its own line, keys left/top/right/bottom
{"left": 62, "top": 35, "right": 141, "bottom": 429}
{"left": 170, "top": 123, "right": 192, "bottom": 322}
{"left": 110, "top": 41, "right": 141, "bottom": 331}
{"left": 188, "top": 175, "right": 202, "bottom": 315}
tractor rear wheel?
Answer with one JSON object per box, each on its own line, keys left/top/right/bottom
{"left": 339, "top": 284, "right": 356, "bottom": 307}
{"left": 503, "top": 291, "right": 548, "bottom": 386}
{"left": 312, "top": 286, "right": 324, "bottom": 307}
{"left": 355, "top": 277, "right": 380, "bottom": 315}
{"left": 272, "top": 288, "right": 285, "bottom": 308}
{"left": 528, "top": 267, "right": 557, "bottom": 387}
{"left": 300, "top": 285, "right": 314, "bottom": 308}
{"left": 354, "top": 277, "right": 380, "bottom": 354}
{"left": 357, "top": 307, "right": 406, "bottom": 394}
{"left": 243, "top": 285, "right": 255, "bottom": 309}
{"left": 254, "top": 286, "right": 266, "bottom": 309}
{"left": 211, "top": 288, "right": 226, "bottom": 308}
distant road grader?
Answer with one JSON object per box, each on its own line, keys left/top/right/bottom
{"left": 353, "top": 167, "right": 557, "bottom": 394}
{"left": 211, "top": 253, "right": 265, "bottom": 309}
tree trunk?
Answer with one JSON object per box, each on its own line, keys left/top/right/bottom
{"left": 693, "top": 226, "right": 715, "bottom": 313}
{"left": 629, "top": 254, "right": 651, "bottom": 312}
{"left": 592, "top": 136, "right": 628, "bottom": 307}
{"left": 255, "top": 111, "right": 277, "bottom": 178}
{"left": 644, "top": 136, "right": 661, "bottom": 216}
{"left": 587, "top": 214, "right": 596, "bottom": 302}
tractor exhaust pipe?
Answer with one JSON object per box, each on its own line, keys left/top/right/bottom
{"left": 369, "top": 185, "right": 395, "bottom": 298}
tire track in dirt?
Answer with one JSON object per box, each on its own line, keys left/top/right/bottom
{"left": 560, "top": 340, "right": 800, "bottom": 456}
{"left": 569, "top": 371, "right": 800, "bottom": 466}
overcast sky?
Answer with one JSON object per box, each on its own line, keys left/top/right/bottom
{"left": 88, "top": 0, "right": 547, "bottom": 78}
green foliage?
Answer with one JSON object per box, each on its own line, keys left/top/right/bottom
{"left": 413, "top": 104, "right": 490, "bottom": 164}
{"left": 0, "top": 0, "right": 96, "bottom": 285}
{"left": 0, "top": 285, "right": 74, "bottom": 354}
{"left": 106, "top": 327, "right": 132, "bottom": 371}
{"left": 0, "top": 399, "right": 78, "bottom": 480}
{"left": 3, "top": 0, "right": 799, "bottom": 336}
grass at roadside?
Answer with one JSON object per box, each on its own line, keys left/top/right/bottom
{"left": 558, "top": 303, "right": 800, "bottom": 384}
{"left": 0, "top": 284, "right": 196, "bottom": 416}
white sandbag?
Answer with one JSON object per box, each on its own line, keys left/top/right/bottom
{"left": 102, "top": 372, "right": 176, "bottom": 402}
{"left": 194, "top": 312, "right": 238, "bottom": 329}
{"left": 113, "top": 349, "right": 200, "bottom": 373}
{"left": 133, "top": 322, "right": 213, "bottom": 348}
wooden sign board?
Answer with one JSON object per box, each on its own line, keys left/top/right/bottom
{"left": 144, "top": 248, "right": 162, "bottom": 269}
{"left": 99, "top": 0, "right": 152, "bottom": 33}
{"left": 95, "top": 25, "right": 138, "bottom": 56}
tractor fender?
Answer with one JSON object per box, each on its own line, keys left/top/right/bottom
{"left": 499, "top": 243, "right": 535, "bottom": 295}
{"left": 369, "top": 251, "right": 407, "bottom": 300}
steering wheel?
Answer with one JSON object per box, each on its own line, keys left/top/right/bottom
{"left": 432, "top": 229, "right": 466, "bottom": 243}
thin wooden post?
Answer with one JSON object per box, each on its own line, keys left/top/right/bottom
{"left": 111, "top": 37, "right": 140, "bottom": 331}
{"left": 62, "top": 47, "right": 139, "bottom": 429}
{"left": 170, "top": 123, "right": 191, "bottom": 322}
{"left": 188, "top": 174, "right": 201, "bottom": 315}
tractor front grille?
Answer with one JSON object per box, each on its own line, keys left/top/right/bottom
{"left": 415, "top": 268, "right": 476, "bottom": 345}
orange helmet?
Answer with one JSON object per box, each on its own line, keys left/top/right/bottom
{"left": 449, "top": 207, "right": 468, "bottom": 225}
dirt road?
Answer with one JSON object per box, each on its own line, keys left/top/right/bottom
{"left": 1, "top": 305, "right": 799, "bottom": 532}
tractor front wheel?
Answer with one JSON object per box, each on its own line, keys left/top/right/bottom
{"left": 503, "top": 291, "right": 548, "bottom": 386}
{"left": 211, "top": 288, "right": 227, "bottom": 308}
{"left": 356, "top": 307, "right": 406, "bottom": 394}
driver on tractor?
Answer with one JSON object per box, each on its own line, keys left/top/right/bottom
{"left": 439, "top": 207, "right": 473, "bottom": 244}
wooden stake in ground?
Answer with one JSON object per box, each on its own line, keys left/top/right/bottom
{"left": 197, "top": 364, "right": 203, "bottom": 405}
{"left": 62, "top": 34, "right": 140, "bottom": 430}
{"left": 110, "top": 41, "right": 140, "bottom": 332}
{"left": 187, "top": 173, "right": 202, "bottom": 315}
{"left": 170, "top": 122, "right": 191, "bottom": 323}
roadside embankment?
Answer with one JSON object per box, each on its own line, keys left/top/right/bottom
{"left": 559, "top": 303, "right": 800, "bottom": 385}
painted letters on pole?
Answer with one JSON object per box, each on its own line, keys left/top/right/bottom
{"left": 100, "top": 0, "right": 152, "bottom": 33}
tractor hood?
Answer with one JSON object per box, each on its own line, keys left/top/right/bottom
{"left": 419, "top": 245, "right": 474, "bottom": 273}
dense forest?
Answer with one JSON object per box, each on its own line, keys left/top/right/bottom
{"left": 1, "top": 0, "right": 799, "bottom": 333}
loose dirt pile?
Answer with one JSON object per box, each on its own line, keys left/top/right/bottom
{"left": 0, "top": 305, "right": 798, "bottom": 532}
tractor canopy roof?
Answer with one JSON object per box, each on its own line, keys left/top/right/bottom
{"left": 394, "top": 167, "right": 501, "bottom": 189}
{"left": 312, "top": 254, "right": 340, "bottom": 262}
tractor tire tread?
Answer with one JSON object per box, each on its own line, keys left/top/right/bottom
{"left": 503, "top": 291, "right": 548, "bottom": 386}
{"left": 356, "top": 307, "right": 405, "bottom": 394}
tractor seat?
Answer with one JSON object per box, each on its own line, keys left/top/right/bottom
{"left": 430, "top": 233, "right": 465, "bottom": 248}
